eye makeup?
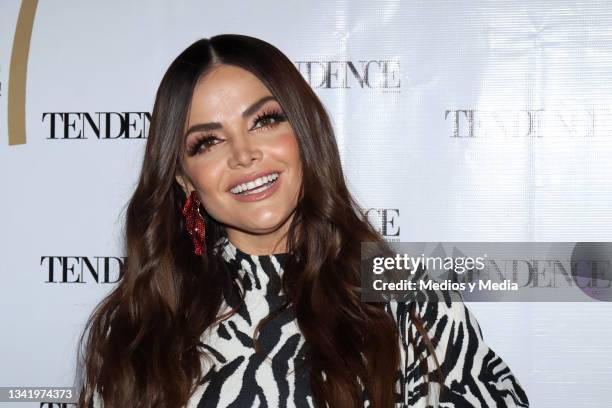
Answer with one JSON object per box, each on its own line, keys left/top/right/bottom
{"left": 186, "top": 108, "right": 288, "bottom": 157}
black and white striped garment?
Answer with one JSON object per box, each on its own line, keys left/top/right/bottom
{"left": 183, "top": 237, "right": 530, "bottom": 408}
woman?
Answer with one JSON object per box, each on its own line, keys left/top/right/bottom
{"left": 76, "top": 34, "right": 529, "bottom": 407}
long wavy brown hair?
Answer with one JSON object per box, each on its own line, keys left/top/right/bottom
{"left": 76, "top": 34, "right": 442, "bottom": 408}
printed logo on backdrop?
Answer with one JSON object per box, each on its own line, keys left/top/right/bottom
{"left": 295, "top": 60, "right": 400, "bottom": 91}
{"left": 42, "top": 112, "right": 151, "bottom": 140}
{"left": 39, "top": 59, "right": 401, "bottom": 141}
{"left": 6, "top": 0, "right": 37, "bottom": 146}
{"left": 444, "top": 108, "right": 612, "bottom": 138}
{"left": 361, "top": 208, "right": 400, "bottom": 241}
{"left": 41, "top": 256, "right": 126, "bottom": 284}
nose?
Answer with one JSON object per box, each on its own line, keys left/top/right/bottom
{"left": 227, "top": 131, "right": 263, "bottom": 168}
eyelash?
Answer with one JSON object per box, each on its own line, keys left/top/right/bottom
{"left": 186, "top": 108, "right": 287, "bottom": 157}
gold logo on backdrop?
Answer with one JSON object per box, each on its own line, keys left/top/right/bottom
{"left": 8, "top": 0, "right": 38, "bottom": 145}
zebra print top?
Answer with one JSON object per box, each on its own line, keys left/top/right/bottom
{"left": 181, "top": 237, "right": 530, "bottom": 407}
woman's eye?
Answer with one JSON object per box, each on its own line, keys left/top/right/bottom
{"left": 252, "top": 111, "right": 287, "bottom": 130}
{"left": 187, "top": 134, "right": 221, "bottom": 156}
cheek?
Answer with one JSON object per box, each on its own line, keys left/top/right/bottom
{"left": 187, "top": 159, "right": 222, "bottom": 196}
{"left": 273, "top": 130, "right": 302, "bottom": 171}
{"left": 271, "top": 131, "right": 302, "bottom": 203}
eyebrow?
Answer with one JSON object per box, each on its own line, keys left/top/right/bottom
{"left": 183, "top": 95, "right": 278, "bottom": 139}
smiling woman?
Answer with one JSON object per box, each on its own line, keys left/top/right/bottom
{"left": 176, "top": 65, "right": 302, "bottom": 255}
{"left": 75, "top": 34, "right": 529, "bottom": 408}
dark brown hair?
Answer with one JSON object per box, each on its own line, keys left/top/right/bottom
{"left": 76, "top": 34, "right": 441, "bottom": 408}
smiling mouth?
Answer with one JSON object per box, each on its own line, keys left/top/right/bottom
{"left": 229, "top": 172, "right": 280, "bottom": 195}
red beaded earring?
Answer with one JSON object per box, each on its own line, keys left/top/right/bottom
{"left": 182, "top": 190, "right": 206, "bottom": 256}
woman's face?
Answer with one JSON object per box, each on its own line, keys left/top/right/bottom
{"left": 176, "top": 64, "right": 302, "bottom": 254}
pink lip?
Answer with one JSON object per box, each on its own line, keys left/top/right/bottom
{"left": 229, "top": 173, "right": 282, "bottom": 202}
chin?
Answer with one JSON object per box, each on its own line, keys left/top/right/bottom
{"left": 243, "top": 212, "right": 293, "bottom": 232}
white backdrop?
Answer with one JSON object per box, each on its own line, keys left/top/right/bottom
{"left": 2, "top": 1, "right": 612, "bottom": 406}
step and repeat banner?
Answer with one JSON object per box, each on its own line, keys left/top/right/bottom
{"left": 2, "top": 0, "right": 612, "bottom": 407}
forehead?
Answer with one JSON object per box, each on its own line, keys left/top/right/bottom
{"left": 188, "top": 64, "right": 271, "bottom": 122}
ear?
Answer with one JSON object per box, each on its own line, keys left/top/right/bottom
{"left": 175, "top": 173, "right": 194, "bottom": 195}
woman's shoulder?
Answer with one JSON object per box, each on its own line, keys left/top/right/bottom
{"left": 384, "top": 291, "right": 530, "bottom": 407}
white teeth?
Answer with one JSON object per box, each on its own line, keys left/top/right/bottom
{"left": 230, "top": 172, "right": 279, "bottom": 194}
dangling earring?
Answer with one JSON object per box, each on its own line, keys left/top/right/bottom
{"left": 182, "top": 190, "right": 206, "bottom": 256}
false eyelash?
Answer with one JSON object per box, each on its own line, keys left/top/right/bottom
{"left": 252, "top": 108, "right": 287, "bottom": 128}
{"left": 186, "top": 109, "right": 288, "bottom": 157}
{"left": 187, "top": 133, "right": 218, "bottom": 157}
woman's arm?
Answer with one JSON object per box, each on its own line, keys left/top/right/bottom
{"left": 388, "top": 293, "right": 530, "bottom": 407}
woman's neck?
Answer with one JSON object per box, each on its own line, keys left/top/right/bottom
{"left": 225, "top": 226, "right": 290, "bottom": 255}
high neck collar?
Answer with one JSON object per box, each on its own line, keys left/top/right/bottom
{"left": 216, "top": 236, "right": 289, "bottom": 288}
{"left": 221, "top": 236, "right": 289, "bottom": 259}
